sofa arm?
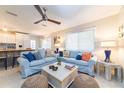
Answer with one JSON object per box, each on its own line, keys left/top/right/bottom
{"left": 87, "top": 60, "right": 96, "bottom": 76}
{"left": 17, "top": 57, "right": 30, "bottom": 68}
{"left": 88, "top": 60, "right": 96, "bottom": 66}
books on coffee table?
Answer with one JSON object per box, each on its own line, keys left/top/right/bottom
{"left": 65, "top": 64, "right": 75, "bottom": 70}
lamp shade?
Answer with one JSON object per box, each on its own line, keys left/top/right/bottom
{"left": 54, "top": 43, "right": 60, "bottom": 48}
{"left": 101, "top": 41, "right": 116, "bottom": 48}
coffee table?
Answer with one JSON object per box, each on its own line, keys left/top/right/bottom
{"left": 42, "top": 62, "right": 78, "bottom": 88}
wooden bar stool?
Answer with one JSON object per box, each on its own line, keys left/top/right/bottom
{"left": 12, "top": 52, "right": 20, "bottom": 68}
{"left": 0, "top": 56, "right": 7, "bottom": 70}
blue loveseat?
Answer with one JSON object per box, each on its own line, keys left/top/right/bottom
{"left": 17, "top": 49, "right": 56, "bottom": 78}
{"left": 60, "top": 51, "right": 97, "bottom": 76}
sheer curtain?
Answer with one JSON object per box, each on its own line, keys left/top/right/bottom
{"left": 42, "top": 37, "right": 51, "bottom": 49}
{"left": 65, "top": 33, "right": 78, "bottom": 50}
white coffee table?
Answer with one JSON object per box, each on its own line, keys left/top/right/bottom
{"left": 42, "top": 62, "right": 78, "bottom": 88}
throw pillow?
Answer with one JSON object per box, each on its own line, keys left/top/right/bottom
{"left": 23, "top": 52, "right": 36, "bottom": 62}
{"left": 76, "top": 55, "right": 82, "bottom": 60}
{"left": 81, "top": 52, "right": 91, "bottom": 62}
{"left": 34, "top": 51, "right": 42, "bottom": 60}
{"left": 46, "top": 49, "right": 52, "bottom": 57}
{"left": 63, "top": 50, "right": 70, "bottom": 57}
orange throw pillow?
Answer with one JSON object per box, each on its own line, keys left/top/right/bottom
{"left": 82, "top": 52, "right": 91, "bottom": 62}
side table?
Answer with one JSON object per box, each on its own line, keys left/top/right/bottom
{"left": 96, "top": 60, "right": 123, "bottom": 82}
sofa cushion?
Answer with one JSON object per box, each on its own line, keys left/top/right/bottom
{"left": 23, "top": 52, "right": 36, "bottom": 62}
{"left": 38, "top": 48, "right": 46, "bottom": 58}
{"left": 34, "top": 51, "right": 42, "bottom": 60}
{"left": 44, "top": 57, "right": 56, "bottom": 63}
{"left": 29, "top": 60, "right": 45, "bottom": 67}
{"left": 63, "top": 57, "right": 88, "bottom": 66}
{"left": 69, "top": 51, "right": 80, "bottom": 58}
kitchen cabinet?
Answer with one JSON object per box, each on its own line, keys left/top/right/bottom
{"left": 0, "top": 31, "right": 16, "bottom": 43}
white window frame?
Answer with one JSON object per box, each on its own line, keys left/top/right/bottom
{"left": 30, "top": 40, "right": 36, "bottom": 49}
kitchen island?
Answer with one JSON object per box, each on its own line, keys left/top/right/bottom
{"left": 0, "top": 49, "right": 35, "bottom": 70}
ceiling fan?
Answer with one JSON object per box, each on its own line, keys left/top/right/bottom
{"left": 6, "top": 11, "right": 18, "bottom": 17}
{"left": 34, "top": 5, "right": 61, "bottom": 25}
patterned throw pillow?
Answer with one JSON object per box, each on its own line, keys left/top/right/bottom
{"left": 63, "top": 50, "right": 70, "bottom": 57}
{"left": 34, "top": 51, "right": 42, "bottom": 60}
{"left": 45, "top": 49, "right": 54, "bottom": 57}
{"left": 81, "top": 52, "right": 92, "bottom": 62}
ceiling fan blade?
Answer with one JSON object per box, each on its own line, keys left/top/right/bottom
{"left": 34, "top": 5, "right": 45, "bottom": 19}
{"left": 34, "top": 19, "right": 43, "bottom": 24}
{"left": 48, "top": 18, "right": 61, "bottom": 25}
{"left": 6, "top": 11, "right": 18, "bottom": 17}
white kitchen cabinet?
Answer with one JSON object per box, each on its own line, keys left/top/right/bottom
{"left": 0, "top": 31, "right": 16, "bottom": 43}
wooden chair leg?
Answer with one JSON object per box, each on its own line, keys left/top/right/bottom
{"left": 12, "top": 57, "right": 15, "bottom": 68}
{"left": 4, "top": 58, "right": 7, "bottom": 70}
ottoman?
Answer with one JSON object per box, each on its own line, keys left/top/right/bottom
{"left": 70, "top": 74, "right": 99, "bottom": 88}
{"left": 21, "top": 74, "right": 48, "bottom": 88}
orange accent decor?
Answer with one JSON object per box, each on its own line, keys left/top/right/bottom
{"left": 82, "top": 52, "right": 91, "bottom": 62}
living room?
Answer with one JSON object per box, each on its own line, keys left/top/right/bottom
{"left": 0, "top": 2, "right": 124, "bottom": 90}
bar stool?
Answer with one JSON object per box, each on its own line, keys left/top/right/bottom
{"left": 0, "top": 56, "right": 7, "bottom": 70}
{"left": 12, "top": 52, "right": 20, "bottom": 68}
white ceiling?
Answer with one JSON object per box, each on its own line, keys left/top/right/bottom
{"left": 0, "top": 5, "right": 121, "bottom": 36}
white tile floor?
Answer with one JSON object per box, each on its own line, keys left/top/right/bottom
{"left": 0, "top": 67, "right": 124, "bottom": 88}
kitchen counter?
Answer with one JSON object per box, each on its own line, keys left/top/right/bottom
{"left": 0, "top": 48, "right": 35, "bottom": 70}
{"left": 0, "top": 49, "right": 35, "bottom": 52}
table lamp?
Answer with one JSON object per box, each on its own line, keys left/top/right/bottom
{"left": 54, "top": 43, "right": 60, "bottom": 53}
{"left": 101, "top": 41, "right": 116, "bottom": 62}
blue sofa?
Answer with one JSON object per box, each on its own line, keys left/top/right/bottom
{"left": 61, "top": 51, "right": 96, "bottom": 76}
{"left": 18, "top": 49, "right": 96, "bottom": 78}
{"left": 17, "top": 49, "right": 56, "bottom": 78}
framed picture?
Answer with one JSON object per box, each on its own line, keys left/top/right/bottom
{"left": 54, "top": 36, "right": 60, "bottom": 44}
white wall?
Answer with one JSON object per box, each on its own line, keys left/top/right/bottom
{"left": 16, "top": 33, "right": 42, "bottom": 49}
{"left": 51, "top": 14, "right": 119, "bottom": 63}
{"left": 117, "top": 6, "right": 124, "bottom": 69}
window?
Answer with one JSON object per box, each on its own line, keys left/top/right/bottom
{"left": 42, "top": 37, "right": 51, "bottom": 49}
{"left": 65, "top": 33, "right": 78, "bottom": 50}
{"left": 78, "top": 30, "right": 95, "bottom": 51}
{"left": 30, "top": 40, "right": 36, "bottom": 49}
{"left": 65, "top": 28, "right": 95, "bottom": 51}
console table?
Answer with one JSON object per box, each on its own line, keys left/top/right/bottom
{"left": 96, "top": 60, "right": 123, "bottom": 82}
